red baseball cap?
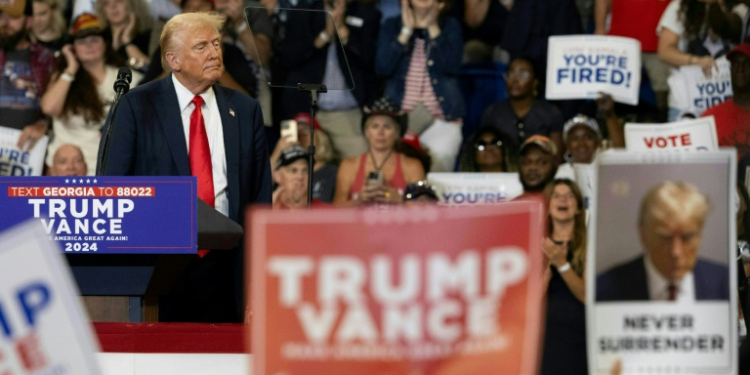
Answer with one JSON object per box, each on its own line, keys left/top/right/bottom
{"left": 728, "top": 43, "right": 750, "bottom": 60}
{"left": 401, "top": 131, "right": 422, "bottom": 151}
{"left": 293, "top": 112, "right": 322, "bottom": 131}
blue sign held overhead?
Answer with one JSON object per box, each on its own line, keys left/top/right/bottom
{"left": 0, "top": 177, "right": 197, "bottom": 254}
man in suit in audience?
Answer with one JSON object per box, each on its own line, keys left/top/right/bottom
{"left": 97, "top": 12, "right": 272, "bottom": 322}
{"left": 597, "top": 181, "right": 729, "bottom": 302}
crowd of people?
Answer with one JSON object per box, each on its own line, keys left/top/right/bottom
{"left": 1, "top": 0, "right": 750, "bottom": 369}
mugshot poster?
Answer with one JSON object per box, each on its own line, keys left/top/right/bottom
{"left": 624, "top": 117, "right": 719, "bottom": 152}
{"left": 587, "top": 151, "right": 737, "bottom": 374}
{"left": 545, "top": 35, "right": 642, "bottom": 105}
{"left": 249, "top": 204, "right": 544, "bottom": 375}
{"left": 427, "top": 173, "right": 524, "bottom": 205}
{"left": 0, "top": 219, "right": 102, "bottom": 375}
{"left": 0, "top": 126, "right": 48, "bottom": 176}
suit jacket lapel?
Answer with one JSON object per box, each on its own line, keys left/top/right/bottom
{"left": 215, "top": 85, "right": 240, "bottom": 221}
{"left": 154, "top": 75, "right": 191, "bottom": 176}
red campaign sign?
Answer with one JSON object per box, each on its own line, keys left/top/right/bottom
{"left": 248, "top": 204, "right": 545, "bottom": 375}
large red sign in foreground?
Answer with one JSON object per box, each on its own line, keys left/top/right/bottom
{"left": 248, "top": 204, "right": 544, "bottom": 375}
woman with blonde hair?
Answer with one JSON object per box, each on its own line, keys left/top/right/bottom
{"left": 540, "top": 178, "right": 588, "bottom": 375}
{"left": 94, "top": 0, "right": 152, "bottom": 71}
{"left": 30, "top": 0, "right": 66, "bottom": 51}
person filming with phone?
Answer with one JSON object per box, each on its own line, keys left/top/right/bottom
{"left": 334, "top": 97, "right": 425, "bottom": 206}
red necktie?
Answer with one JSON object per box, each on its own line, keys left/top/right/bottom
{"left": 667, "top": 284, "right": 677, "bottom": 301}
{"left": 190, "top": 95, "right": 214, "bottom": 257}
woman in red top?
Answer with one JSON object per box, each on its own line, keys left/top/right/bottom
{"left": 334, "top": 97, "right": 426, "bottom": 206}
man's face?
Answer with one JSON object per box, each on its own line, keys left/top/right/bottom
{"left": 641, "top": 214, "right": 702, "bottom": 281}
{"left": 519, "top": 147, "right": 554, "bottom": 192}
{"left": 169, "top": 25, "right": 223, "bottom": 90}
{"left": 0, "top": 13, "right": 26, "bottom": 48}
{"left": 50, "top": 146, "right": 87, "bottom": 176}
{"left": 731, "top": 54, "right": 750, "bottom": 91}
{"left": 278, "top": 159, "right": 308, "bottom": 200}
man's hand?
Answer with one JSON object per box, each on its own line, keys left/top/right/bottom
{"left": 16, "top": 119, "right": 48, "bottom": 151}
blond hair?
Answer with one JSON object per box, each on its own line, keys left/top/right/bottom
{"left": 639, "top": 181, "right": 710, "bottom": 228}
{"left": 159, "top": 12, "right": 225, "bottom": 71}
{"left": 32, "top": 0, "right": 66, "bottom": 37}
{"left": 94, "top": 0, "right": 152, "bottom": 33}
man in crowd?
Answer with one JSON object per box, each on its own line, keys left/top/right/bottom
{"left": 98, "top": 12, "right": 272, "bottom": 322}
{"left": 0, "top": 0, "right": 55, "bottom": 151}
{"left": 702, "top": 43, "right": 750, "bottom": 160}
{"left": 273, "top": 145, "right": 327, "bottom": 209}
{"left": 597, "top": 181, "right": 729, "bottom": 302}
{"left": 48, "top": 144, "right": 87, "bottom": 176}
{"left": 515, "top": 135, "right": 558, "bottom": 201}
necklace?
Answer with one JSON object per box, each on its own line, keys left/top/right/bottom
{"left": 369, "top": 149, "right": 393, "bottom": 171}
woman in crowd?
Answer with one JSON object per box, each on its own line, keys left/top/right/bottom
{"left": 334, "top": 98, "right": 426, "bottom": 206}
{"left": 481, "top": 56, "right": 564, "bottom": 169}
{"left": 270, "top": 113, "right": 339, "bottom": 203}
{"left": 555, "top": 114, "right": 601, "bottom": 180}
{"left": 95, "top": 0, "right": 152, "bottom": 72}
{"left": 40, "top": 13, "right": 141, "bottom": 176}
{"left": 541, "top": 178, "right": 588, "bottom": 375}
{"left": 30, "top": 0, "right": 66, "bottom": 51}
{"left": 657, "top": 0, "right": 748, "bottom": 120}
{"left": 458, "top": 127, "right": 507, "bottom": 172}
{"left": 375, "top": 0, "right": 465, "bottom": 172}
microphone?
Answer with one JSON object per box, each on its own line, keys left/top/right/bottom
{"left": 113, "top": 67, "right": 132, "bottom": 94}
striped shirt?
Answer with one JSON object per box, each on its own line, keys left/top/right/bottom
{"left": 401, "top": 37, "right": 444, "bottom": 120}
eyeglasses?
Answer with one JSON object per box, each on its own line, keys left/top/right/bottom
{"left": 504, "top": 71, "right": 532, "bottom": 81}
{"left": 475, "top": 139, "right": 503, "bottom": 151}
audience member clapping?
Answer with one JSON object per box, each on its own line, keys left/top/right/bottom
{"left": 514, "top": 135, "right": 558, "bottom": 201}
{"left": 657, "top": 0, "right": 748, "bottom": 120}
{"left": 270, "top": 113, "right": 339, "bottom": 203}
{"left": 30, "top": 0, "right": 66, "bottom": 51}
{"left": 540, "top": 178, "right": 588, "bottom": 374}
{"left": 458, "top": 127, "right": 507, "bottom": 172}
{"left": 278, "top": 0, "right": 381, "bottom": 158}
{"left": 375, "top": 0, "right": 464, "bottom": 172}
{"left": 334, "top": 97, "right": 426, "bottom": 206}
{"left": 481, "top": 56, "right": 564, "bottom": 169}
{"left": 41, "top": 13, "right": 142, "bottom": 176}
{"left": 48, "top": 144, "right": 87, "bottom": 176}
{"left": 95, "top": 0, "right": 152, "bottom": 72}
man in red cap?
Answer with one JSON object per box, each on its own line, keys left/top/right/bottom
{"left": 0, "top": 0, "right": 55, "bottom": 152}
{"left": 702, "top": 43, "right": 750, "bottom": 159}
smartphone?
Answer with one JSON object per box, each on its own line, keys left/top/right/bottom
{"left": 367, "top": 171, "right": 384, "bottom": 187}
{"left": 280, "top": 120, "right": 298, "bottom": 143}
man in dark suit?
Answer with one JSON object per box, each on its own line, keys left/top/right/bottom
{"left": 97, "top": 12, "right": 272, "bottom": 322}
{"left": 597, "top": 181, "right": 729, "bottom": 302}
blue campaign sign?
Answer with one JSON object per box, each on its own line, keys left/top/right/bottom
{"left": 0, "top": 177, "right": 197, "bottom": 254}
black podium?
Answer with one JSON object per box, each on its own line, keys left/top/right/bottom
{"left": 66, "top": 200, "right": 243, "bottom": 322}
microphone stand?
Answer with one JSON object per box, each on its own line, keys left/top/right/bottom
{"left": 98, "top": 80, "right": 130, "bottom": 176}
{"left": 297, "top": 83, "right": 327, "bottom": 207}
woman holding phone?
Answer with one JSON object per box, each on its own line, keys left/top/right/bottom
{"left": 40, "top": 14, "right": 141, "bottom": 176}
{"left": 334, "top": 98, "right": 426, "bottom": 206}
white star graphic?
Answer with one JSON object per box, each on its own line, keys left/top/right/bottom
{"left": 79, "top": 179, "right": 84, "bottom": 184}
{"left": 86, "top": 179, "right": 91, "bottom": 183}
{"left": 93, "top": 179, "right": 98, "bottom": 183}
{"left": 71, "top": 179, "right": 76, "bottom": 184}
{"left": 65, "top": 179, "right": 69, "bottom": 183}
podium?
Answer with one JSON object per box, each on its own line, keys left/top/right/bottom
{"left": 0, "top": 177, "right": 243, "bottom": 322}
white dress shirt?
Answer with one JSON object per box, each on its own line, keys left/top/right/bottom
{"left": 644, "top": 255, "right": 695, "bottom": 302}
{"left": 172, "top": 74, "right": 229, "bottom": 217}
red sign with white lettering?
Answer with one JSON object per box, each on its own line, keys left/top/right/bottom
{"left": 248, "top": 205, "right": 544, "bottom": 375}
